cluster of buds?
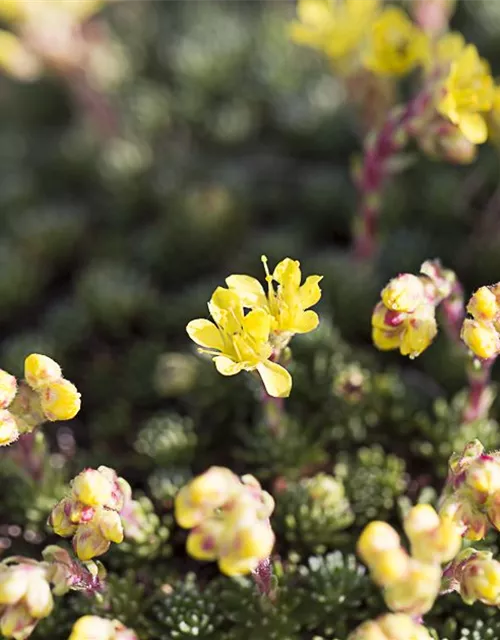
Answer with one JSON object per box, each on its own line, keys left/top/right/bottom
{"left": 348, "top": 613, "right": 432, "bottom": 640}
{"left": 371, "top": 260, "right": 457, "bottom": 358}
{"left": 175, "top": 466, "right": 275, "bottom": 576}
{"left": 0, "top": 353, "right": 81, "bottom": 446}
{"left": 49, "top": 467, "right": 129, "bottom": 561}
{"left": 440, "top": 439, "right": 500, "bottom": 541}
{"left": 461, "top": 285, "right": 500, "bottom": 360}
{"left": 0, "top": 557, "right": 54, "bottom": 640}
{"left": 187, "top": 256, "right": 322, "bottom": 398}
{"left": 357, "top": 504, "right": 461, "bottom": 616}
{"left": 68, "top": 615, "right": 137, "bottom": 640}
{"left": 444, "top": 548, "right": 500, "bottom": 606}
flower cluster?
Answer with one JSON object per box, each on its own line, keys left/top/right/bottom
{"left": 0, "top": 0, "right": 104, "bottom": 80}
{"left": 0, "top": 558, "right": 54, "bottom": 640}
{"left": 440, "top": 440, "right": 500, "bottom": 541}
{"left": 49, "top": 467, "right": 129, "bottom": 561}
{"left": 175, "top": 466, "right": 275, "bottom": 576}
{"left": 186, "top": 256, "right": 322, "bottom": 398}
{"left": 444, "top": 548, "right": 500, "bottom": 606}
{"left": 0, "top": 354, "right": 80, "bottom": 446}
{"left": 348, "top": 613, "right": 432, "bottom": 640}
{"left": 357, "top": 504, "right": 461, "bottom": 616}
{"left": 461, "top": 285, "right": 500, "bottom": 360}
{"left": 68, "top": 616, "right": 137, "bottom": 640}
{"left": 371, "top": 260, "right": 456, "bottom": 358}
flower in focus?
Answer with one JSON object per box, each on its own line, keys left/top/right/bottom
{"left": 288, "top": 0, "right": 380, "bottom": 74}
{"left": 364, "top": 7, "right": 430, "bottom": 77}
{"left": 460, "top": 284, "right": 500, "bottom": 359}
{"left": 447, "top": 548, "right": 500, "bottom": 606}
{"left": 348, "top": 613, "right": 433, "bottom": 640}
{"left": 187, "top": 286, "right": 291, "bottom": 398}
{"left": 49, "top": 467, "right": 128, "bottom": 561}
{"left": 0, "top": 559, "right": 54, "bottom": 640}
{"left": 437, "top": 44, "right": 494, "bottom": 144}
{"left": 175, "top": 468, "right": 275, "bottom": 576}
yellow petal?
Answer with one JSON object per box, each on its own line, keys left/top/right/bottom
{"left": 208, "top": 287, "right": 243, "bottom": 330}
{"left": 293, "top": 310, "right": 319, "bottom": 333}
{"left": 297, "top": 0, "right": 333, "bottom": 26}
{"left": 0, "top": 29, "right": 40, "bottom": 81}
{"left": 256, "top": 360, "right": 292, "bottom": 398}
{"left": 242, "top": 308, "right": 271, "bottom": 344}
{"left": 186, "top": 319, "right": 224, "bottom": 351}
{"left": 459, "top": 112, "right": 488, "bottom": 144}
{"left": 225, "top": 275, "right": 267, "bottom": 308}
{"left": 213, "top": 356, "right": 245, "bottom": 376}
{"left": 299, "top": 275, "right": 323, "bottom": 308}
{"left": 273, "top": 258, "right": 301, "bottom": 289}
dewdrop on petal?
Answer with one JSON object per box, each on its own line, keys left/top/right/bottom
{"left": 39, "top": 378, "right": 81, "bottom": 421}
{"left": 0, "top": 410, "right": 19, "bottom": 446}
{"left": 72, "top": 469, "right": 113, "bottom": 508}
{"left": 0, "top": 370, "right": 16, "bottom": 409}
{"left": 24, "top": 354, "right": 62, "bottom": 391}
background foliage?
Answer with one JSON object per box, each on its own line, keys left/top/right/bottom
{"left": 2, "top": 1, "right": 500, "bottom": 638}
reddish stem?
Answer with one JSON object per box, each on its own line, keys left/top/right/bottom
{"left": 354, "top": 90, "right": 432, "bottom": 260}
{"left": 462, "top": 358, "right": 495, "bottom": 424}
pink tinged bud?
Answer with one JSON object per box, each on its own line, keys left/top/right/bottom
{"left": 487, "top": 492, "right": 500, "bottom": 531}
{"left": 25, "top": 576, "right": 53, "bottom": 618}
{"left": 466, "top": 458, "right": 500, "bottom": 497}
{"left": 49, "top": 498, "right": 78, "bottom": 537}
{"left": 381, "top": 274, "right": 425, "bottom": 313}
{"left": 0, "top": 370, "right": 17, "bottom": 409}
{"left": 0, "top": 603, "right": 37, "bottom": 640}
{"left": 0, "top": 410, "right": 20, "bottom": 446}
{"left": 98, "top": 510, "right": 124, "bottom": 544}
{"left": 24, "top": 354, "right": 62, "bottom": 391}
{"left": 73, "top": 524, "right": 111, "bottom": 561}
{"left": 0, "top": 569, "right": 29, "bottom": 605}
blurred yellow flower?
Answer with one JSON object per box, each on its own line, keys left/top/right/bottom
{"left": 438, "top": 45, "right": 494, "bottom": 144}
{"left": 186, "top": 287, "right": 292, "bottom": 398}
{"left": 289, "top": 0, "right": 380, "bottom": 73}
{"left": 348, "top": 614, "right": 433, "bottom": 640}
{"left": 364, "top": 7, "right": 430, "bottom": 77}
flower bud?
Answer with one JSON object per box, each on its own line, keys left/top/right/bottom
{"left": 72, "top": 469, "right": 113, "bottom": 508}
{"left": 186, "top": 519, "right": 224, "bottom": 562}
{"left": 68, "top": 615, "right": 115, "bottom": 640}
{"left": 468, "top": 287, "right": 498, "bottom": 321}
{"left": 73, "top": 523, "right": 111, "bottom": 561}
{"left": 98, "top": 510, "right": 124, "bottom": 544}
{"left": 459, "top": 551, "right": 500, "bottom": 605}
{"left": 0, "top": 370, "right": 17, "bottom": 409}
{"left": 24, "top": 354, "right": 62, "bottom": 391}
{"left": 39, "top": 378, "right": 81, "bottom": 421}
{"left": 384, "top": 560, "right": 441, "bottom": 615}
{"left": 218, "top": 520, "right": 275, "bottom": 577}
{"left": 461, "top": 318, "right": 499, "bottom": 359}
{"left": 24, "top": 575, "right": 53, "bottom": 618}
{"left": 0, "top": 603, "right": 35, "bottom": 640}
{"left": 0, "top": 410, "right": 19, "bottom": 446}
{"left": 369, "top": 548, "right": 410, "bottom": 587}
{"left": 466, "top": 457, "right": 500, "bottom": 497}
{"left": 381, "top": 274, "right": 425, "bottom": 313}
{"left": 0, "top": 568, "right": 29, "bottom": 605}
{"left": 371, "top": 327, "right": 402, "bottom": 352}
{"left": 357, "top": 521, "right": 401, "bottom": 565}
{"left": 348, "top": 613, "right": 433, "bottom": 640}
{"left": 399, "top": 304, "right": 437, "bottom": 359}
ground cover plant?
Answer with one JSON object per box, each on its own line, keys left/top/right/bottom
{"left": 3, "top": 0, "right": 500, "bottom": 638}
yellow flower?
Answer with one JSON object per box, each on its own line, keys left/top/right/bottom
{"left": 39, "top": 378, "right": 81, "bottom": 421}
{"left": 289, "top": 0, "right": 380, "bottom": 73}
{"left": 364, "top": 7, "right": 430, "bottom": 77}
{"left": 0, "top": 370, "right": 17, "bottom": 410}
{"left": 0, "top": 410, "right": 19, "bottom": 447}
{"left": 357, "top": 521, "right": 401, "bottom": 563}
{"left": 226, "top": 256, "right": 322, "bottom": 341}
{"left": 24, "top": 354, "right": 62, "bottom": 391}
{"left": 72, "top": 469, "right": 114, "bottom": 508}
{"left": 348, "top": 613, "right": 433, "bottom": 640}
{"left": 68, "top": 615, "right": 115, "bottom": 640}
{"left": 438, "top": 45, "right": 494, "bottom": 144}
{"left": 404, "top": 505, "right": 462, "bottom": 565}
{"left": 467, "top": 286, "right": 498, "bottom": 321}
{"left": 461, "top": 318, "right": 499, "bottom": 360}
{"left": 186, "top": 287, "right": 292, "bottom": 398}
{"left": 384, "top": 559, "right": 441, "bottom": 615}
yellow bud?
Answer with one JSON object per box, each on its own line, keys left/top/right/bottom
{"left": 73, "top": 523, "right": 110, "bottom": 561}
{"left": 0, "top": 568, "right": 29, "bottom": 605}
{"left": 372, "top": 327, "right": 401, "bottom": 352}
{"left": 186, "top": 521, "right": 222, "bottom": 562}
{"left": 384, "top": 559, "right": 441, "bottom": 615}
{"left": 72, "top": 469, "right": 113, "bottom": 508}
{"left": 348, "top": 614, "right": 433, "bottom": 640}
{"left": 0, "top": 409, "right": 19, "bottom": 446}
{"left": 0, "top": 369, "right": 16, "bottom": 409}
{"left": 357, "top": 521, "right": 400, "bottom": 564}
{"left": 25, "top": 575, "right": 53, "bottom": 618}
{"left": 468, "top": 287, "right": 498, "bottom": 321}
{"left": 48, "top": 498, "right": 79, "bottom": 537}
{"left": 461, "top": 318, "right": 499, "bottom": 359}
{"left": 404, "top": 504, "right": 440, "bottom": 541}
{"left": 24, "top": 354, "right": 62, "bottom": 391}
{"left": 466, "top": 459, "right": 500, "bottom": 496}
{"left": 39, "top": 378, "right": 81, "bottom": 421}
{"left": 381, "top": 274, "right": 425, "bottom": 313}
{"left": 0, "top": 602, "right": 35, "bottom": 639}
{"left": 97, "top": 510, "right": 124, "bottom": 544}
{"left": 370, "top": 548, "right": 410, "bottom": 587}
{"left": 68, "top": 615, "right": 115, "bottom": 640}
